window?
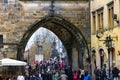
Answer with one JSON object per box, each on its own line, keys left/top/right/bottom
{"left": 107, "top": 1, "right": 114, "bottom": 28}
{"left": 108, "top": 7, "right": 114, "bottom": 28}
{"left": 92, "top": 12, "right": 96, "bottom": 33}
{"left": 97, "top": 8, "right": 103, "bottom": 30}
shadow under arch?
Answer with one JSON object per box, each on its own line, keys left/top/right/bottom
{"left": 17, "top": 15, "right": 90, "bottom": 69}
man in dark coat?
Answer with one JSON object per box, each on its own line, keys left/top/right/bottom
{"left": 94, "top": 67, "right": 101, "bottom": 80}
{"left": 112, "top": 67, "right": 120, "bottom": 80}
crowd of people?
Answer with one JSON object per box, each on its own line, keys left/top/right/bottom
{"left": 0, "top": 57, "right": 119, "bottom": 80}
{"left": 94, "top": 66, "right": 120, "bottom": 80}
{"left": 17, "top": 58, "right": 91, "bottom": 80}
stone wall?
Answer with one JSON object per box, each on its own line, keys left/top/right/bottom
{"left": 0, "top": 1, "right": 90, "bottom": 59}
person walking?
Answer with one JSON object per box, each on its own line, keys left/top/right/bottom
{"left": 38, "top": 71, "right": 42, "bottom": 80}
{"left": 73, "top": 70, "right": 79, "bottom": 80}
{"left": 17, "top": 72, "right": 25, "bottom": 80}
{"left": 112, "top": 67, "right": 120, "bottom": 80}
{"left": 79, "top": 70, "right": 85, "bottom": 80}
{"left": 60, "top": 70, "right": 68, "bottom": 80}
{"left": 94, "top": 67, "right": 100, "bottom": 80}
{"left": 84, "top": 70, "right": 90, "bottom": 80}
{"left": 41, "top": 71, "right": 48, "bottom": 80}
{"left": 53, "top": 71, "right": 60, "bottom": 80}
{"left": 100, "top": 68, "right": 107, "bottom": 80}
{"left": 48, "top": 71, "right": 53, "bottom": 80}
{"left": 66, "top": 66, "right": 73, "bottom": 80}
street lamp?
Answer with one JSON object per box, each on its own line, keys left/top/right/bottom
{"left": 104, "top": 35, "right": 113, "bottom": 79}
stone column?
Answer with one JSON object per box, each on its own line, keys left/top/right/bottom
{"left": 17, "top": 45, "right": 24, "bottom": 60}
{"left": 78, "top": 52, "right": 84, "bottom": 69}
{"left": 17, "top": 45, "right": 25, "bottom": 72}
{"left": 66, "top": 47, "right": 72, "bottom": 68}
{"left": 72, "top": 47, "right": 79, "bottom": 70}
{"left": 78, "top": 43, "right": 84, "bottom": 69}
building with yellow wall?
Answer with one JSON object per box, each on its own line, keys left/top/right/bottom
{"left": 90, "top": 0, "right": 120, "bottom": 73}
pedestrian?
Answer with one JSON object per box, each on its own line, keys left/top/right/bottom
{"left": 52, "top": 71, "right": 60, "bottom": 80}
{"left": 94, "top": 67, "right": 100, "bottom": 80}
{"left": 73, "top": 70, "right": 79, "bottom": 80}
{"left": 6, "top": 77, "right": 11, "bottom": 80}
{"left": 48, "top": 71, "right": 53, "bottom": 80}
{"left": 79, "top": 70, "right": 85, "bottom": 80}
{"left": 41, "top": 70, "right": 48, "bottom": 80}
{"left": 84, "top": 70, "right": 90, "bottom": 80}
{"left": 66, "top": 66, "right": 73, "bottom": 80}
{"left": 38, "top": 71, "right": 42, "bottom": 80}
{"left": 112, "top": 67, "right": 120, "bottom": 80}
{"left": 100, "top": 68, "right": 107, "bottom": 80}
{"left": 60, "top": 70, "right": 68, "bottom": 80}
{"left": 17, "top": 72, "right": 25, "bottom": 80}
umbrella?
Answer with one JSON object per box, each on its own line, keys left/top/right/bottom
{"left": 0, "top": 58, "right": 27, "bottom": 66}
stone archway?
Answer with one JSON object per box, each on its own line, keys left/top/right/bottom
{"left": 17, "top": 15, "right": 89, "bottom": 69}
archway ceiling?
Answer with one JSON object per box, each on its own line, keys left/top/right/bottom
{"left": 21, "top": 20, "right": 73, "bottom": 49}
{"left": 44, "top": 22, "right": 73, "bottom": 45}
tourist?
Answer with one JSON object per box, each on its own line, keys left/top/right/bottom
{"left": 84, "top": 70, "right": 90, "bottom": 80}
{"left": 100, "top": 68, "right": 106, "bottom": 80}
{"left": 73, "top": 70, "right": 79, "bottom": 80}
{"left": 17, "top": 72, "right": 25, "bottom": 80}
{"left": 94, "top": 67, "right": 100, "bottom": 80}
{"left": 60, "top": 70, "right": 68, "bottom": 80}
{"left": 79, "top": 70, "right": 85, "bottom": 80}
{"left": 112, "top": 66, "right": 120, "bottom": 80}
{"left": 52, "top": 71, "right": 60, "bottom": 80}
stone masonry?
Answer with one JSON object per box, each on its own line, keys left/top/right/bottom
{"left": 0, "top": 0, "right": 90, "bottom": 67}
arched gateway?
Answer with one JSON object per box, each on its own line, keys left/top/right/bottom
{"left": 0, "top": 1, "right": 90, "bottom": 69}
{"left": 18, "top": 15, "right": 89, "bottom": 69}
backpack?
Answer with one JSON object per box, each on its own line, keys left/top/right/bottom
{"left": 73, "top": 73, "right": 78, "bottom": 79}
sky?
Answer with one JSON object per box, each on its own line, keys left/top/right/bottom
{"left": 25, "top": 27, "right": 67, "bottom": 58}
{"left": 25, "top": 27, "right": 63, "bottom": 51}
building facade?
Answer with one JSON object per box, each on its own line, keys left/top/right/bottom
{"left": 90, "top": 0, "right": 120, "bottom": 74}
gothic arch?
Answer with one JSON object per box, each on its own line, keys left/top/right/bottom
{"left": 17, "top": 15, "right": 90, "bottom": 68}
